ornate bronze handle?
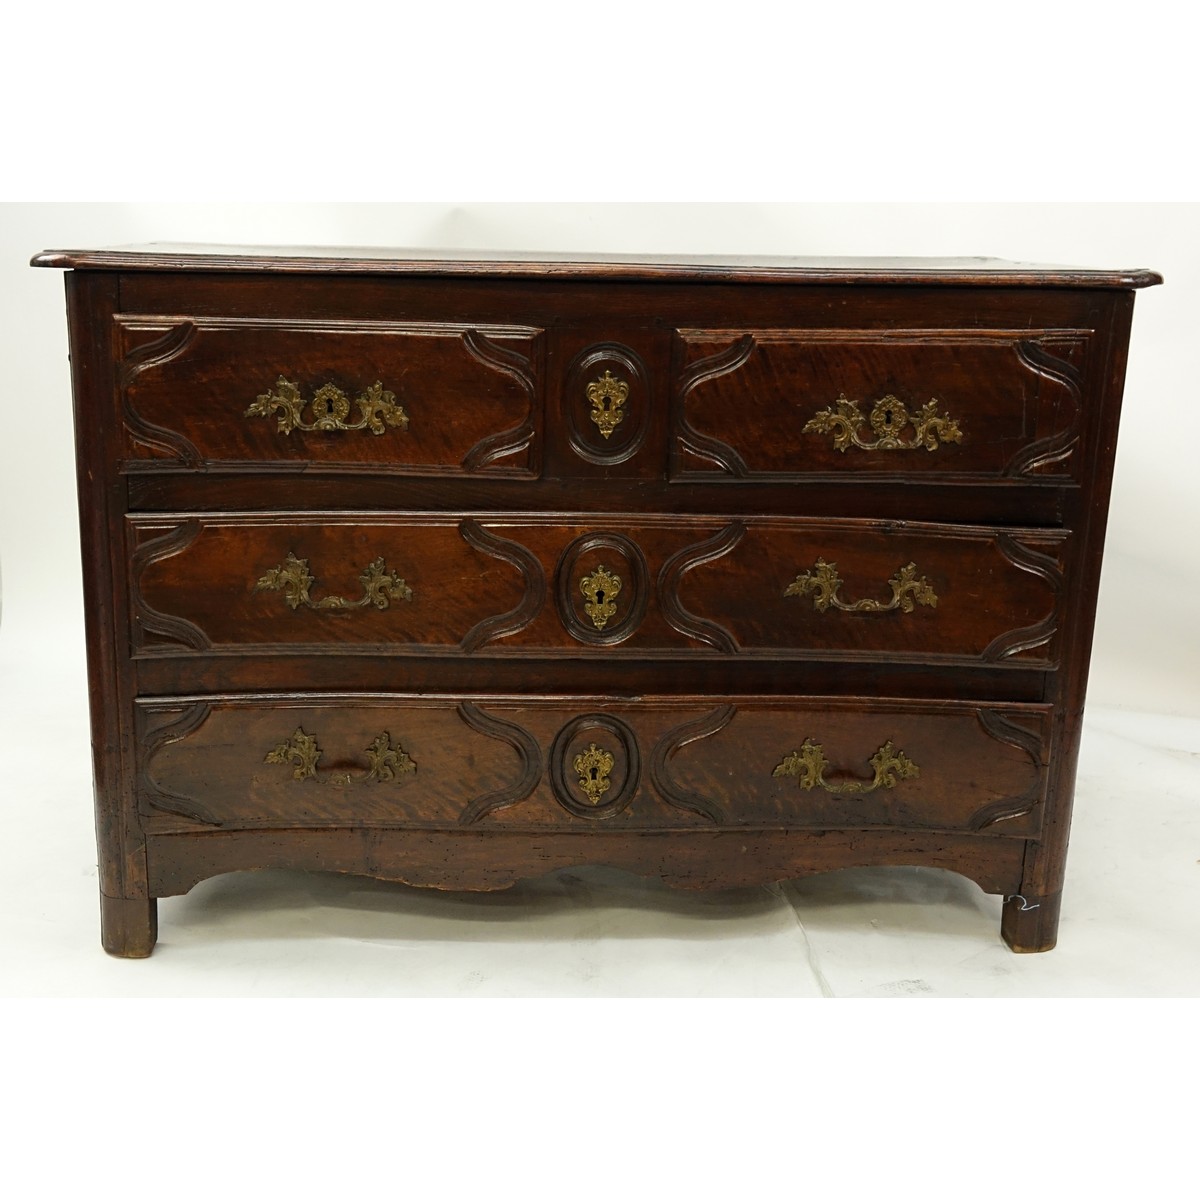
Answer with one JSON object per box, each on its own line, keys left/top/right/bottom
{"left": 785, "top": 559, "right": 937, "bottom": 613}
{"left": 586, "top": 370, "right": 629, "bottom": 439}
{"left": 255, "top": 553, "right": 413, "bottom": 611}
{"left": 245, "top": 377, "right": 409, "bottom": 435}
{"left": 773, "top": 739, "right": 918, "bottom": 795}
{"left": 580, "top": 564, "right": 622, "bottom": 630}
{"left": 573, "top": 743, "right": 615, "bottom": 805}
{"left": 264, "top": 727, "right": 416, "bottom": 787}
{"left": 804, "top": 394, "right": 961, "bottom": 452}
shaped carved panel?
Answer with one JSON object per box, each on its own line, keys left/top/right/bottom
{"left": 128, "top": 515, "right": 1065, "bottom": 669}
{"left": 116, "top": 318, "right": 543, "bottom": 476}
{"left": 135, "top": 695, "right": 1050, "bottom": 837}
{"left": 671, "top": 328, "right": 1090, "bottom": 482}
{"left": 128, "top": 515, "right": 538, "bottom": 655}
{"left": 564, "top": 343, "right": 650, "bottom": 465}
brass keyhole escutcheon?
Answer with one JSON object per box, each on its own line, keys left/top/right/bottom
{"left": 573, "top": 742, "right": 614, "bottom": 805}
{"left": 580, "top": 564, "right": 622, "bottom": 630}
{"left": 586, "top": 370, "right": 629, "bottom": 439}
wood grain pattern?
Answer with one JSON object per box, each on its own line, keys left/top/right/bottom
{"left": 32, "top": 245, "right": 1164, "bottom": 288}
{"left": 36, "top": 248, "right": 1159, "bottom": 956}
{"left": 134, "top": 693, "right": 1050, "bottom": 838}
{"left": 672, "top": 329, "right": 1091, "bottom": 482}
{"left": 116, "top": 317, "right": 543, "bottom": 475}
{"left": 126, "top": 513, "right": 1067, "bottom": 669}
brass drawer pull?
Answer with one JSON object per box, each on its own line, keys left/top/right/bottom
{"left": 573, "top": 742, "right": 615, "bottom": 805}
{"left": 773, "top": 739, "right": 918, "bottom": 795}
{"left": 264, "top": 727, "right": 416, "bottom": 787}
{"left": 804, "top": 394, "right": 961, "bottom": 452}
{"left": 580, "top": 564, "right": 622, "bottom": 630}
{"left": 586, "top": 370, "right": 629, "bottom": 439}
{"left": 245, "top": 377, "right": 409, "bottom": 435}
{"left": 255, "top": 553, "right": 413, "bottom": 611}
{"left": 785, "top": 559, "right": 937, "bottom": 613}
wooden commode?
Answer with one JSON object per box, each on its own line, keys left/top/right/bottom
{"left": 32, "top": 246, "right": 1161, "bottom": 956}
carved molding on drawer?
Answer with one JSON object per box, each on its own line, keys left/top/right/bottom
{"left": 565, "top": 343, "right": 650, "bottom": 465}
{"left": 458, "top": 521, "right": 547, "bottom": 652}
{"left": 455, "top": 703, "right": 544, "bottom": 825}
{"left": 673, "top": 334, "right": 756, "bottom": 476}
{"left": 982, "top": 536, "right": 1065, "bottom": 662}
{"left": 116, "top": 319, "right": 542, "bottom": 476}
{"left": 672, "top": 328, "right": 1091, "bottom": 481}
{"left": 1004, "top": 339, "right": 1084, "bottom": 476}
{"left": 969, "top": 709, "right": 1049, "bottom": 830}
{"left": 130, "top": 521, "right": 211, "bottom": 651}
{"left": 459, "top": 329, "right": 540, "bottom": 471}
{"left": 140, "top": 701, "right": 221, "bottom": 825}
{"left": 648, "top": 705, "right": 735, "bottom": 825}
{"left": 119, "top": 322, "right": 203, "bottom": 466}
{"left": 555, "top": 532, "right": 649, "bottom": 647}
{"left": 549, "top": 714, "right": 640, "bottom": 821}
{"left": 658, "top": 522, "right": 745, "bottom": 653}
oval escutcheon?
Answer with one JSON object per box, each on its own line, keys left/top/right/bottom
{"left": 565, "top": 343, "right": 649, "bottom": 464}
{"left": 550, "top": 714, "right": 641, "bottom": 820}
{"left": 555, "top": 531, "right": 649, "bottom": 646}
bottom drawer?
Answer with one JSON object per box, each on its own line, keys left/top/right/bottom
{"left": 138, "top": 694, "right": 1051, "bottom": 837}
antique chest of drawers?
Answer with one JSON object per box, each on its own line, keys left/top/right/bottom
{"left": 33, "top": 245, "right": 1161, "bottom": 957}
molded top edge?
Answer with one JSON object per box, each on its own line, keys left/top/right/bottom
{"left": 30, "top": 244, "right": 1164, "bottom": 288}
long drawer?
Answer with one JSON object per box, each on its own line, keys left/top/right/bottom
{"left": 128, "top": 513, "right": 1069, "bottom": 668}
{"left": 137, "top": 693, "right": 1052, "bottom": 836}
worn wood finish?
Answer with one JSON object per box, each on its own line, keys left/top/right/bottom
{"left": 135, "top": 693, "right": 1051, "bottom": 836}
{"left": 32, "top": 246, "right": 1163, "bottom": 289}
{"left": 127, "top": 513, "right": 1067, "bottom": 668}
{"left": 35, "top": 248, "right": 1158, "bottom": 957}
{"left": 672, "top": 328, "right": 1088, "bottom": 482}
{"left": 118, "top": 317, "right": 542, "bottom": 475}
{"left": 146, "top": 827, "right": 1030, "bottom": 899}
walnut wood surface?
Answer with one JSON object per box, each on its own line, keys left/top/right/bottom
{"left": 38, "top": 249, "right": 1160, "bottom": 956}
{"left": 31, "top": 246, "right": 1163, "bottom": 288}
{"left": 135, "top": 693, "right": 1050, "bottom": 836}
{"left": 673, "top": 328, "right": 1088, "bottom": 481}
{"left": 118, "top": 318, "right": 541, "bottom": 474}
{"left": 145, "top": 827, "right": 1029, "bottom": 899}
{"left": 127, "top": 513, "right": 1067, "bottom": 668}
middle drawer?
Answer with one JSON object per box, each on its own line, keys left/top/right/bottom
{"left": 128, "top": 514, "right": 1068, "bottom": 668}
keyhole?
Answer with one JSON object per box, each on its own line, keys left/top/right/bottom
{"left": 595, "top": 588, "right": 606, "bottom": 605}
{"left": 590, "top": 766, "right": 599, "bottom": 781}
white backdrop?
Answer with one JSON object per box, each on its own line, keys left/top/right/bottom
{"left": 2, "top": 202, "right": 1196, "bottom": 715}
{"left": 1, "top": 202, "right": 1197, "bottom": 1006}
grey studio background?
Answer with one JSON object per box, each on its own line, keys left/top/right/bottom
{"left": 1, "top": 202, "right": 1196, "bottom": 995}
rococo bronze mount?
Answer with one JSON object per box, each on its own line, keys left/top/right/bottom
{"left": 31, "top": 244, "right": 1160, "bottom": 957}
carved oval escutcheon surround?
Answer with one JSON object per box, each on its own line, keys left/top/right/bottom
{"left": 565, "top": 343, "right": 649, "bottom": 465}
{"left": 550, "top": 714, "right": 641, "bottom": 820}
{"left": 555, "top": 531, "right": 649, "bottom": 646}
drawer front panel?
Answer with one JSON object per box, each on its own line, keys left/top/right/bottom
{"left": 672, "top": 328, "right": 1090, "bottom": 482}
{"left": 137, "top": 694, "right": 1051, "bottom": 836}
{"left": 117, "top": 317, "right": 543, "bottom": 475}
{"left": 129, "top": 515, "right": 1068, "bottom": 668}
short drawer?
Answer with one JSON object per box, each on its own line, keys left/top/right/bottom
{"left": 137, "top": 694, "right": 1051, "bottom": 836}
{"left": 129, "top": 514, "right": 1069, "bottom": 668}
{"left": 672, "top": 326, "right": 1090, "bottom": 483}
{"left": 116, "top": 316, "right": 543, "bottom": 476}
